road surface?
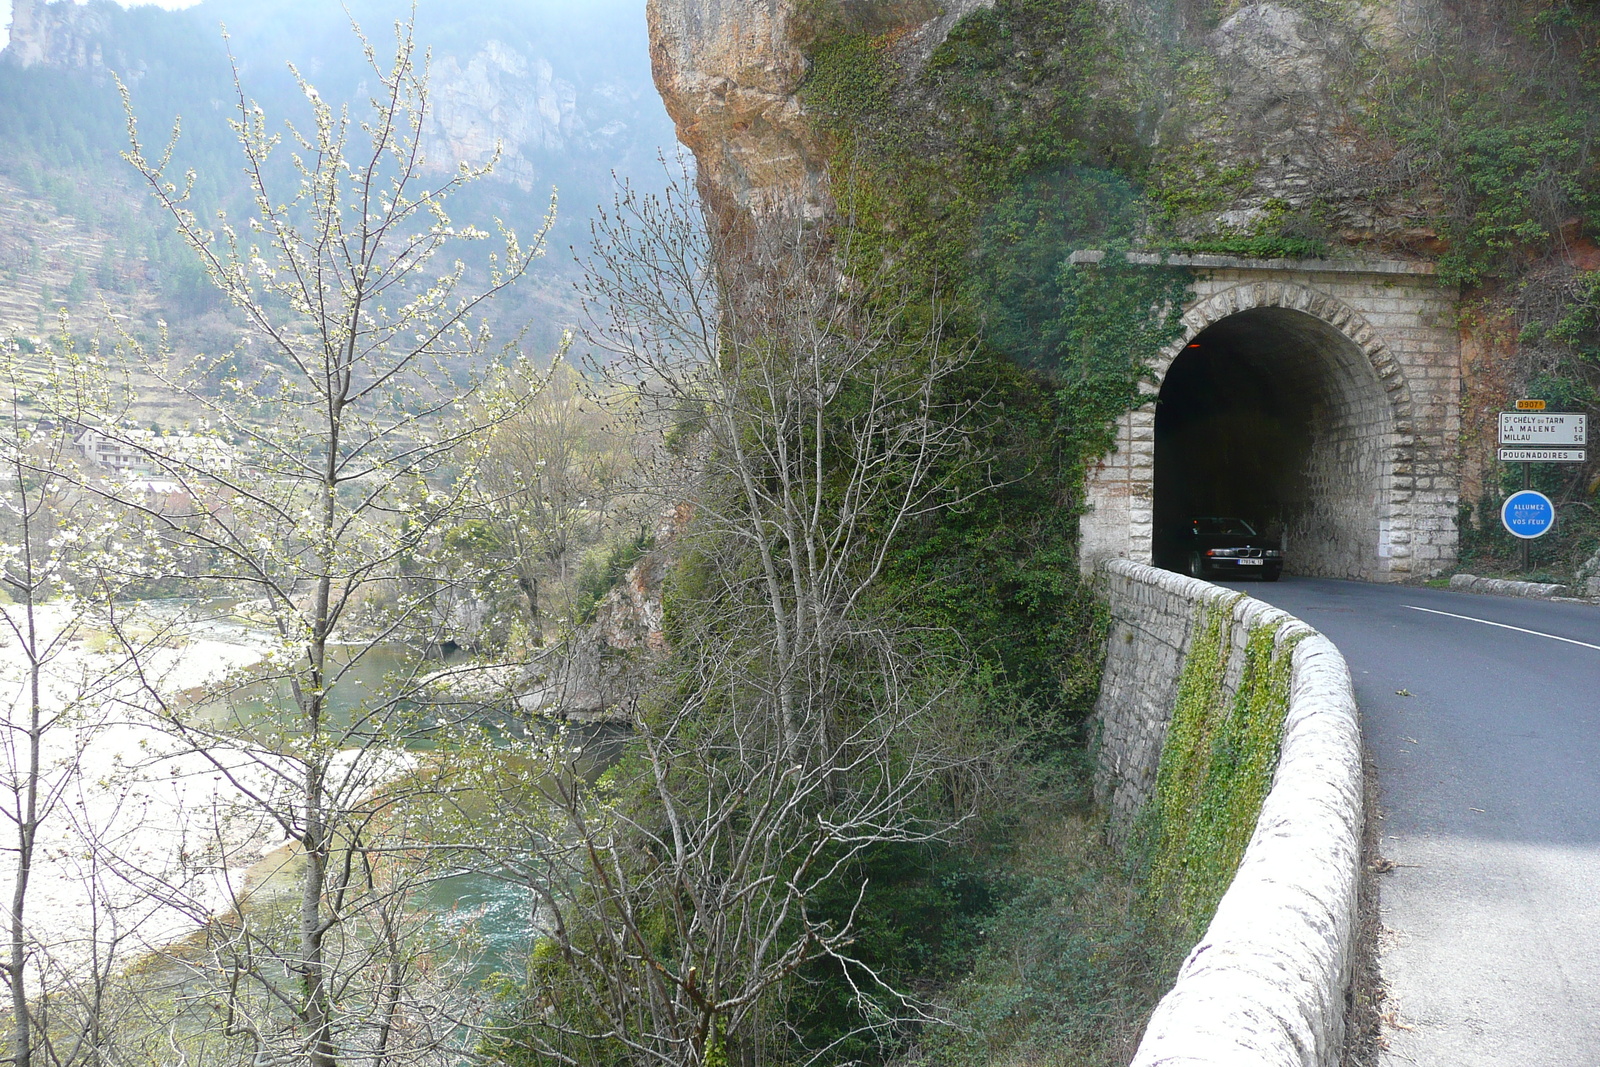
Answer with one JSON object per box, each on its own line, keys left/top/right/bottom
{"left": 1222, "top": 577, "right": 1600, "bottom": 1067}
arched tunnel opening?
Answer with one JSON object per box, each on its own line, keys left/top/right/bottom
{"left": 1152, "top": 306, "right": 1392, "bottom": 580}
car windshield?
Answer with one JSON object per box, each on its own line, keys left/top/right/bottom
{"left": 1192, "top": 517, "right": 1257, "bottom": 536}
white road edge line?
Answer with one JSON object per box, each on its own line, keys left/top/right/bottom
{"left": 1404, "top": 605, "right": 1600, "bottom": 652}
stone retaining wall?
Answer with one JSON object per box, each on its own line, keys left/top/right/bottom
{"left": 1093, "top": 560, "right": 1364, "bottom": 1067}
{"left": 1447, "top": 573, "right": 1571, "bottom": 600}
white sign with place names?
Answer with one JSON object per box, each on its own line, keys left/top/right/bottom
{"left": 1499, "top": 447, "right": 1587, "bottom": 463}
{"left": 1498, "top": 412, "right": 1587, "bottom": 446}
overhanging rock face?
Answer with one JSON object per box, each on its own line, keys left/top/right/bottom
{"left": 1079, "top": 254, "right": 1460, "bottom": 582}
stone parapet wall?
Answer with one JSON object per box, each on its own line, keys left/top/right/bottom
{"left": 1093, "top": 560, "right": 1364, "bottom": 1067}
{"left": 1094, "top": 561, "right": 1299, "bottom": 832}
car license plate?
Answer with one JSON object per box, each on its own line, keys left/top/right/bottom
{"left": 1238, "top": 558, "right": 1264, "bottom": 566}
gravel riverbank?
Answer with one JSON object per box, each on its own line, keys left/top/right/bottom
{"left": 0, "top": 602, "right": 278, "bottom": 985}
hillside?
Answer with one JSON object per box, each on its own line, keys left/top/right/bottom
{"left": 0, "top": 0, "right": 678, "bottom": 420}
{"left": 0, "top": 170, "right": 159, "bottom": 336}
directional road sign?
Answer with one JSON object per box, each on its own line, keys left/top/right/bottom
{"left": 1499, "top": 412, "right": 1587, "bottom": 446}
{"left": 1499, "top": 448, "right": 1587, "bottom": 463}
{"left": 1501, "top": 490, "right": 1557, "bottom": 540}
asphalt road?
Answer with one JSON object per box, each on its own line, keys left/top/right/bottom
{"left": 1217, "top": 577, "right": 1600, "bottom": 1066}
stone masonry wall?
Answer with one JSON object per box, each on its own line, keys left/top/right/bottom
{"left": 1080, "top": 253, "right": 1460, "bottom": 582}
{"left": 1093, "top": 559, "right": 1364, "bottom": 1067}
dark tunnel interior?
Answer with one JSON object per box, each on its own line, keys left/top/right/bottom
{"left": 1152, "top": 306, "right": 1381, "bottom": 576}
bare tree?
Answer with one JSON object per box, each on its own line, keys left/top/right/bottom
{"left": 0, "top": 339, "right": 164, "bottom": 1067}
{"left": 584, "top": 180, "right": 990, "bottom": 757}
{"left": 26, "top": 17, "right": 552, "bottom": 1065}
{"left": 475, "top": 179, "right": 1004, "bottom": 1066}
{"left": 0, "top": 353, "right": 93, "bottom": 1067}
{"left": 475, "top": 355, "right": 634, "bottom": 641}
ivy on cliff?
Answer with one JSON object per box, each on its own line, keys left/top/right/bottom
{"left": 801, "top": 0, "right": 1195, "bottom": 409}
{"left": 1362, "top": 1, "right": 1600, "bottom": 574}
{"left": 802, "top": 0, "right": 1159, "bottom": 289}
{"left": 1374, "top": 59, "right": 1598, "bottom": 287}
{"left": 799, "top": 0, "right": 1192, "bottom": 734}
{"left": 760, "top": 3, "right": 1320, "bottom": 1062}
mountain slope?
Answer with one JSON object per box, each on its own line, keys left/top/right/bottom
{"left": 0, "top": 0, "right": 677, "bottom": 393}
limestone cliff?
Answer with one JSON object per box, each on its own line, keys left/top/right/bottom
{"left": 645, "top": 0, "right": 829, "bottom": 221}
{"left": 423, "top": 42, "right": 583, "bottom": 193}
{"left": 645, "top": 0, "right": 1437, "bottom": 246}
{"left": 648, "top": 0, "right": 1002, "bottom": 221}
{"left": 2, "top": 0, "right": 163, "bottom": 89}
{"left": 1165, "top": 2, "right": 1442, "bottom": 247}
{"left": 4, "top": 0, "right": 115, "bottom": 73}
{"left": 647, "top": 0, "right": 1600, "bottom": 578}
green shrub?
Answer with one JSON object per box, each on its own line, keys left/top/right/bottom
{"left": 570, "top": 528, "right": 653, "bottom": 624}
{"left": 907, "top": 813, "right": 1186, "bottom": 1067}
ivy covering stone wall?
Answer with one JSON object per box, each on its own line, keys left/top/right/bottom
{"left": 1093, "top": 560, "right": 1363, "bottom": 1065}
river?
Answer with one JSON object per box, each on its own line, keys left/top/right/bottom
{"left": 0, "top": 598, "right": 611, "bottom": 989}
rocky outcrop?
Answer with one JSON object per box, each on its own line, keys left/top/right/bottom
{"left": 645, "top": 0, "right": 1457, "bottom": 247}
{"left": 3, "top": 0, "right": 114, "bottom": 72}
{"left": 516, "top": 504, "right": 688, "bottom": 721}
{"left": 645, "top": 0, "right": 993, "bottom": 221}
{"left": 424, "top": 42, "right": 582, "bottom": 192}
{"left": 1179, "top": 5, "right": 1362, "bottom": 235}
{"left": 1165, "top": 2, "right": 1443, "bottom": 247}
{"left": 516, "top": 552, "right": 668, "bottom": 722}
{"left": 645, "top": 0, "right": 828, "bottom": 221}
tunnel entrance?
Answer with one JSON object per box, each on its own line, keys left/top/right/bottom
{"left": 1152, "top": 306, "right": 1391, "bottom": 579}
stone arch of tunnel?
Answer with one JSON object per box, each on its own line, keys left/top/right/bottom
{"left": 1078, "top": 266, "right": 1462, "bottom": 582}
{"left": 1152, "top": 305, "right": 1397, "bottom": 579}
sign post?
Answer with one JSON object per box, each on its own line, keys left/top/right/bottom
{"left": 1497, "top": 402, "right": 1587, "bottom": 572}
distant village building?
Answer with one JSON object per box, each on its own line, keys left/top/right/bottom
{"left": 74, "top": 427, "right": 236, "bottom": 477}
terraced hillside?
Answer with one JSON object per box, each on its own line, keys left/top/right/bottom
{"left": 0, "top": 171, "right": 157, "bottom": 339}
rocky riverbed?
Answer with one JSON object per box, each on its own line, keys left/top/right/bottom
{"left": 0, "top": 602, "right": 280, "bottom": 986}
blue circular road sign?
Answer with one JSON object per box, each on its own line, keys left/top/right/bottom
{"left": 1501, "top": 490, "right": 1556, "bottom": 539}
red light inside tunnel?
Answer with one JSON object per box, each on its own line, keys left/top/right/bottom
{"left": 1187, "top": 343, "right": 1201, "bottom": 348}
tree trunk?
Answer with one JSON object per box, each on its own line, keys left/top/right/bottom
{"left": 300, "top": 761, "right": 337, "bottom": 1067}
{"left": 8, "top": 511, "right": 41, "bottom": 1067}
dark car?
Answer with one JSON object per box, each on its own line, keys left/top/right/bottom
{"left": 1184, "top": 517, "right": 1282, "bottom": 581}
